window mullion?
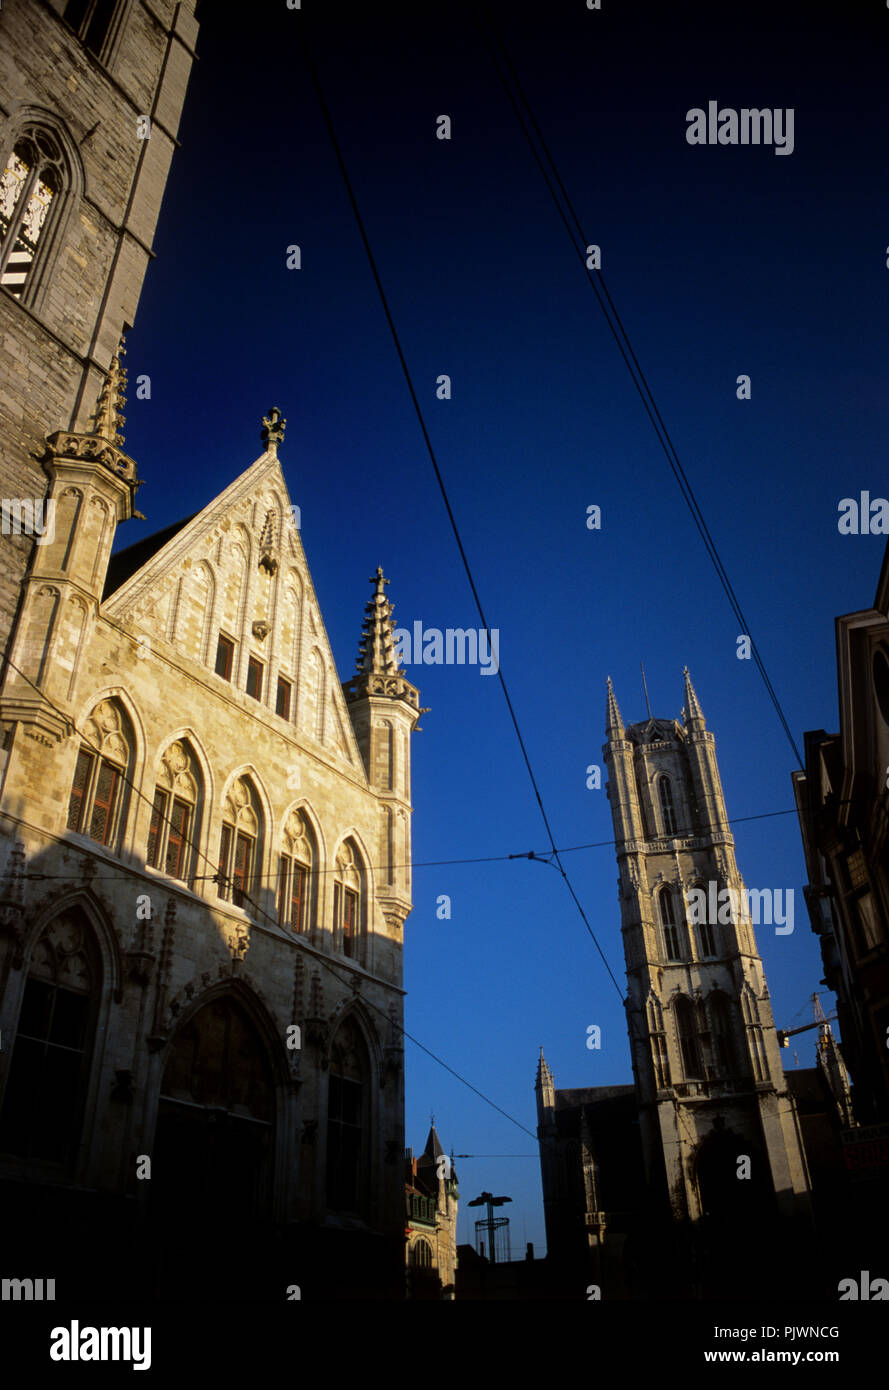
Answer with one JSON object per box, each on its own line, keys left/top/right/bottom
{"left": 0, "top": 166, "right": 39, "bottom": 275}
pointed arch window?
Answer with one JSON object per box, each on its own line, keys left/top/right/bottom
{"left": 326, "top": 1017, "right": 369, "bottom": 1214}
{"left": 66, "top": 700, "right": 133, "bottom": 849}
{"left": 63, "top": 0, "right": 121, "bottom": 59}
{"left": 217, "top": 777, "right": 263, "bottom": 910}
{"left": 0, "top": 909, "right": 98, "bottom": 1165}
{"left": 0, "top": 126, "right": 67, "bottom": 300}
{"left": 709, "top": 994, "right": 736, "bottom": 1077}
{"left": 410, "top": 1238, "right": 434, "bottom": 1269}
{"left": 147, "top": 741, "right": 202, "bottom": 882}
{"left": 278, "top": 808, "right": 314, "bottom": 934}
{"left": 691, "top": 883, "right": 717, "bottom": 957}
{"left": 658, "top": 886, "right": 682, "bottom": 961}
{"left": 333, "top": 840, "right": 363, "bottom": 959}
{"left": 658, "top": 776, "right": 677, "bottom": 836}
{"left": 675, "top": 997, "right": 702, "bottom": 1079}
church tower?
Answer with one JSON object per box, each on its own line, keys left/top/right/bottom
{"left": 602, "top": 671, "right": 811, "bottom": 1227}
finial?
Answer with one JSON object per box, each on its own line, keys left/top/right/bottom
{"left": 90, "top": 336, "right": 127, "bottom": 446}
{"left": 261, "top": 406, "right": 286, "bottom": 451}
{"left": 640, "top": 661, "right": 653, "bottom": 720}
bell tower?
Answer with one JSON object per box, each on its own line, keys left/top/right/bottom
{"left": 603, "top": 670, "right": 811, "bottom": 1225}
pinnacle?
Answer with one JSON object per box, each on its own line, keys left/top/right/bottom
{"left": 605, "top": 676, "right": 625, "bottom": 739}
{"left": 90, "top": 338, "right": 127, "bottom": 447}
{"left": 682, "top": 667, "right": 706, "bottom": 726}
{"left": 353, "top": 566, "right": 401, "bottom": 677}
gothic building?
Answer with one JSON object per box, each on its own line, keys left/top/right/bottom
{"left": 405, "top": 1123, "right": 459, "bottom": 1299}
{"left": 0, "top": 0, "right": 424, "bottom": 1300}
{"left": 537, "top": 672, "right": 818, "bottom": 1297}
{"left": 0, "top": 388, "right": 422, "bottom": 1298}
{"left": 602, "top": 669, "right": 811, "bottom": 1230}
{"left": 793, "top": 540, "right": 889, "bottom": 1127}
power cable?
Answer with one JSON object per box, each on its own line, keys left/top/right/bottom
{"left": 472, "top": 5, "right": 804, "bottom": 769}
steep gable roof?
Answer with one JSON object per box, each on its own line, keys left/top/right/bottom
{"left": 102, "top": 445, "right": 364, "bottom": 772}
{"left": 103, "top": 514, "right": 197, "bottom": 599}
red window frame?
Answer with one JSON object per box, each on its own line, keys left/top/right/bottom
{"left": 276, "top": 676, "right": 291, "bottom": 721}
{"left": 164, "top": 797, "right": 191, "bottom": 880}
{"left": 88, "top": 759, "right": 121, "bottom": 845}
{"left": 343, "top": 887, "right": 358, "bottom": 957}
{"left": 66, "top": 748, "right": 95, "bottom": 832}
{"left": 246, "top": 657, "right": 263, "bottom": 702}
{"left": 215, "top": 635, "right": 235, "bottom": 681}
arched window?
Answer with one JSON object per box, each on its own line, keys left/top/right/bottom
{"left": 675, "top": 996, "right": 702, "bottom": 1079}
{"left": 0, "top": 909, "right": 98, "bottom": 1165}
{"left": 63, "top": 0, "right": 121, "bottom": 60}
{"left": 66, "top": 699, "right": 133, "bottom": 849}
{"left": 710, "top": 994, "right": 736, "bottom": 1077}
{"left": 147, "top": 740, "right": 202, "bottom": 883}
{"left": 277, "top": 807, "right": 314, "bottom": 934}
{"left": 658, "top": 886, "right": 682, "bottom": 961}
{"left": 153, "top": 994, "right": 275, "bottom": 1254}
{"left": 326, "top": 1016, "right": 369, "bottom": 1214}
{"left": 0, "top": 125, "right": 67, "bottom": 299}
{"left": 410, "top": 1239, "right": 433, "bottom": 1269}
{"left": 217, "top": 776, "right": 263, "bottom": 910}
{"left": 691, "top": 882, "right": 717, "bottom": 957}
{"left": 658, "top": 776, "right": 677, "bottom": 836}
{"left": 333, "top": 839, "right": 363, "bottom": 959}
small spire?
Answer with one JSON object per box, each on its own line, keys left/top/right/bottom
{"left": 605, "top": 676, "right": 625, "bottom": 739}
{"left": 354, "top": 566, "right": 401, "bottom": 677}
{"left": 90, "top": 337, "right": 127, "bottom": 446}
{"left": 261, "top": 406, "right": 286, "bottom": 452}
{"left": 535, "top": 1046, "right": 554, "bottom": 1089}
{"left": 682, "top": 666, "right": 705, "bottom": 728}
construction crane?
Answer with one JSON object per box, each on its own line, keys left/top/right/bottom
{"left": 776, "top": 993, "right": 837, "bottom": 1047}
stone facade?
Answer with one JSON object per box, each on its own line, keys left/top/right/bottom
{"left": 0, "top": 0, "right": 198, "bottom": 652}
{"left": 0, "top": 380, "right": 422, "bottom": 1297}
{"left": 536, "top": 674, "right": 820, "bottom": 1298}
{"left": 602, "top": 670, "right": 812, "bottom": 1227}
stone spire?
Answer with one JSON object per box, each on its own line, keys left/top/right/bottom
{"left": 535, "top": 1046, "right": 554, "bottom": 1092}
{"left": 605, "top": 676, "right": 625, "bottom": 740}
{"left": 535, "top": 1047, "right": 556, "bottom": 1124}
{"left": 682, "top": 666, "right": 705, "bottom": 729}
{"left": 354, "top": 566, "right": 401, "bottom": 678}
{"left": 89, "top": 337, "right": 127, "bottom": 446}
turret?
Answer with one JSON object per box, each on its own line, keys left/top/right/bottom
{"left": 343, "top": 569, "right": 422, "bottom": 918}
{"left": 1, "top": 343, "right": 140, "bottom": 739}
{"left": 603, "top": 677, "right": 645, "bottom": 846}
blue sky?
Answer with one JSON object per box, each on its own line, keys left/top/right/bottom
{"left": 116, "top": 0, "right": 889, "bottom": 1253}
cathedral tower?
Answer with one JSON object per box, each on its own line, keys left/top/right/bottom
{"left": 602, "top": 671, "right": 810, "bottom": 1226}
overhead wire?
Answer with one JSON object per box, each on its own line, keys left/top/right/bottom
{"left": 471, "top": 3, "right": 804, "bottom": 769}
